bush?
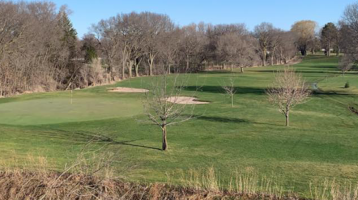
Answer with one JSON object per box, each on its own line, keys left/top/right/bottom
{"left": 345, "top": 82, "right": 350, "bottom": 88}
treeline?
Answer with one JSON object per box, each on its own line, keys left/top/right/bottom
{"left": 1, "top": 1, "right": 357, "bottom": 97}
{"left": 337, "top": 2, "right": 358, "bottom": 73}
{"left": 88, "top": 14, "right": 298, "bottom": 78}
{"left": 0, "top": 1, "right": 80, "bottom": 96}
{"left": 0, "top": 1, "right": 297, "bottom": 97}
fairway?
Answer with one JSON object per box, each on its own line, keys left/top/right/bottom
{"left": 1, "top": 55, "right": 358, "bottom": 196}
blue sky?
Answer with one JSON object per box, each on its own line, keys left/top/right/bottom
{"left": 19, "top": 0, "right": 358, "bottom": 38}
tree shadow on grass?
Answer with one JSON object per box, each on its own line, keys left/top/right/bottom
{"left": 37, "top": 127, "right": 163, "bottom": 151}
{"left": 190, "top": 115, "right": 282, "bottom": 127}
{"left": 253, "top": 69, "right": 341, "bottom": 74}
{"left": 312, "top": 90, "right": 357, "bottom": 96}
{"left": 198, "top": 70, "right": 241, "bottom": 74}
{"left": 111, "top": 140, "right": 162, "bottom": 151}
{"left": 183, "top": 86, "right": 266, "bottom": 95}
{"left": 193, "top": 115, "right": 250, "bottom": 124}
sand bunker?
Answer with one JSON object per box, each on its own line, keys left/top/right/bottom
{"left": 109, "top": 87, "right": 149, "bottom": 93}
{"left": 166, "top": 96, "right": 209, "bottom": 105}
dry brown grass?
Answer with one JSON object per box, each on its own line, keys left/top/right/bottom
{"left": 0, "top": 170, "right": 299, "bottom": 200}
{"left": 310, "top": 179, "right": 358, "bottom": 200}
{"left": 171, "top": 167, "right": 293, "bottom": 200}
{"left": 1, "top": 154, "right": 357, "bottom": 199}
{"left": 0, "top": 155, "right": 295, "bottom": 200}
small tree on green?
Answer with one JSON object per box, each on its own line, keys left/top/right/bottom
{"left": 143, "top": 74, "right": 194, "bottom": 151}
{"left": 266, "top": 67, "right": 310, "bottom": 127}
{"left": 221, "top": 77, "right": 237, "bottom": 108}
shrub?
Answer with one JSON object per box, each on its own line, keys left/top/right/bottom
{"left": 345, "top": 82, "right": 350, "bottom": 88}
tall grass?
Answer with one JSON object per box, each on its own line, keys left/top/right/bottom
{"left": 169, "top": 167, "right": 358, "bottom": 200}
{"left": 2, "top": 153, "right": 358, "bottom": 199}
{"left": 310, "top": 179, "right": 358, "bottom": 200}
{"left": 171, "top": 167, "right": 288, "bottom": 199}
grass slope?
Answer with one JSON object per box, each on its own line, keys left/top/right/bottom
{"left": 0, "top": 55, "right": 357, "bottom": 196}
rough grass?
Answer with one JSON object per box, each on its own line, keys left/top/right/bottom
{"left": 0, "top": 55, "right": 357, "bottom": 198}
{"left": 0, "top": 170, "right": 294, "bottom": 200}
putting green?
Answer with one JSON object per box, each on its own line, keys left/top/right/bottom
{"left": 0, "top": 97, "right": 143, "bottom": 125}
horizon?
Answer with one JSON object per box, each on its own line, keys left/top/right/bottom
{"left": 13, "top": 0, "right": 358, "bottom": 38}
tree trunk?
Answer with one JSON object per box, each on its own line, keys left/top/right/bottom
{"left": 271, "top": 48, "right": 276, "bottom": 66}
{"left": 231, "top": 95, "right": 234, "bottom": 108}
{"left": 336, "top": 47, "right": 340, "bottom": 56}
{"left": 162, "top": 125, "right": 168, "bottom": 151}
{"left": 122, "top": 49, "right": 128, "bottom": 80}
{"left": 149, "top": 55, "right": 155, "bottom": 76}
{"left": 168, "top": 64, "right": 171, "bottom": 75}
{"left": 70, "top": 90, "right": 73, "bottom": 105}
{"left": 240, "top": 67, "right": 244, "bottom": 73}
{"left": 186, "top": 56, "right": 190, "bottom": 72}
{"left": 135, "top": 58, "right": 142, "bottom": 78}
{"left": 285, "top": 112, "right": 290, "bottom": 127}
{"left": 122, "top": 63, "right": 125, "bottom": 80}
{"left": 327, "top": 43, "right": 331, "bottom": 57}
{"left": 300, "top": 46, "right": 307, "bottom": 56}
{"left": 263, "top": 49, "right": 267, "bottom": 66}
{"left": 135, "top": 65, "right": 139, "bottom": 77}
{"left": 149, "top": 63, "right": 153, "bottom": 76}
{"left": 128, "top": 60, "right": 133, "bottom": 78}
{"left": 231, "top": 64, "right": 234, "bottom": 72}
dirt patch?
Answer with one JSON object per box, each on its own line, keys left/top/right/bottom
{"left": 166, "top": 96, "right": 210, "bottom": 105}
{"left": 108, "top": 87, "right": 148, "bottom": 93}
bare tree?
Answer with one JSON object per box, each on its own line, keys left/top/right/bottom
{"left": 158, "top": 28, "right": 181, "bottom": 74}
{"left": 217, "top": 29, "right": 259, "bottom": 72}
{"left": 338, "top": 56, "right": 354, "bottom": 75}
{"left": 143, "top": 13, "right": 174, "bottom": 76}
{"left": 143, "top": 74, "right": 194, "bottom": 151}
{"left": 266, "top": 67, "right": 310, "bottom": 127}
{"left": 179, "top": 24, "right": 203, "bottom": 72}
{"left": 268, "top": 29, "right": 284, "bottom": 66}
{"left": 338, "top": 3, "right": 358, "bottom": 68}
{"left": 221, "top": 77, "right": 237, "bottom": 107}
{"left": 91, "top": 18, "right": 122, "bottom": 80}
{"left": 254, "top": 22, "right": 277, "bottom": 66}
{"left": 275, "top": 31, "right": 297, "bottom": 64}
{"left": 92, "top": 12, "right": 147, "bottom": 79}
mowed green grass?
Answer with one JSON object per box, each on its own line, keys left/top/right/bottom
{"left": 0, "top": 55, "right": 357, "bottom": 196}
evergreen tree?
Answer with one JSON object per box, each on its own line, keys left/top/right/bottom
{"left": 59, "top": 12, "right": 77, "bottom": 59}
{"left": 321, "top": 23, "right": 338, "bottom": 56}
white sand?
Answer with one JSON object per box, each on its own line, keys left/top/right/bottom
{"left": 108, "top": 87, "right": 149, "bottom": 93}
{"left": 166, "top": 96, "right": 209, "bottom": 105}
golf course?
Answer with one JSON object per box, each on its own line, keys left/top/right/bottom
{"left": 0, "top": 55, "right": 357, "bottom": 196}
